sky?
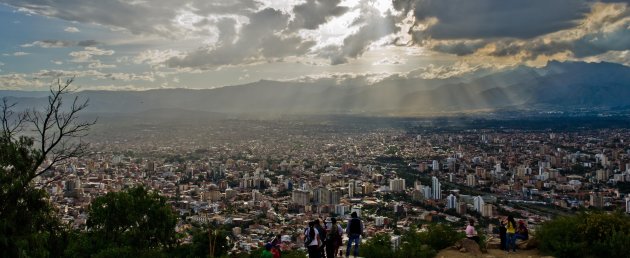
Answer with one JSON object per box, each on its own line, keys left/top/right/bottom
{"left": 0, "top": 0, "right": 629, "bottom": 91}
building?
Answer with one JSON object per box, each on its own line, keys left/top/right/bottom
{"left": 473, "top": 196, "right": 485, "bottom": 212}
{"left": 422, "top": 186, "right": 432, "bottom": 199}
{"left": 482, "top": 204, "right": 494, "bottom": 217}
{"left": 375, "top": 216, "right": 386, "bottom": 227}
{"left": 466, "top": 174, "right": 477, "bottom": 187}
{"left": 590, "top": 192, "right": 604, "bottom": 208}
{"left": 432, "top": 176, "right": 441, "bottom": 200}
{"left": 456, "top": 201, "right": 467, "bottom": 215}
{"left": 389, "top": 178, "right": 406, "bottom": 192}
{"left": 335, "top": 205, "right": 349, "bottom": 216}
{"left": 447, "top": 194, "right": 457, "bottom": 209}
{"left": 432, "top": 160, "right": 440, "bottom": 171}
{"left": 292, "top": 189, "right": 310, "bottom": 206}
{"left": 596, "top": 170, "right": 610, "bottom": 182}
{"left": 626, "top": 196, "right": 630, "bottom": 214}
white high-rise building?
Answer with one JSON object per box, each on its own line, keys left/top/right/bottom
{"left": 473, "top": 196, "right": 485, "bottom": 212}
{"left": 422, "top": 186, "right": 432, "bottom": 199}
{"left": 432, "top": 160, "right": 440, "bottom": 171}
{"left": 626, "top": 196, "right": 630, "bottom": 214}
{"left": 432, "top": 176, "right": 441, "bottom": 200}
{"left": 447, "top": 194, "right": 457, "bottom": 209}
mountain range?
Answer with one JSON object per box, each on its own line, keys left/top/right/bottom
{"left": 1, "top": 61, "right": 629, "bottom": 116}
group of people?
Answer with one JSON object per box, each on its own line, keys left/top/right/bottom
{"left": 499, "top": 215, "right": 529, "bottom": 253}
{"left": 465, "top": 215, "right": 529, "bottom": 253}
{"left": 302, "top": 211, "right": 364, "bottom": 258}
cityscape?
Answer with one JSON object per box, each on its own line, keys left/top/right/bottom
{"left": 37, "top": 115, "right": 630, "bottom": 255}
{"left": 2, "top": 0, "right": 630, "bottom": 257}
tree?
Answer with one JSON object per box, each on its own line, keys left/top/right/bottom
{"left": 1, "top": 78, "right": 94, "bottom": 257}
{"left": 65, "top": 186, "right": 178, "bottom": 257}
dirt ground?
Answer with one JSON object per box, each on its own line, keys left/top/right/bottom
{"left": 436, "top": 248, "right": 554, "bottom": 258}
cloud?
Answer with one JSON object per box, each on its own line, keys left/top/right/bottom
{"left": 64, "top": 26, "right": 80, "bottom": 33}
{"left": 289, "top": 0, "right": 349, "bottom": 30}
{"left": 166, "top": 8, "right": 316, "bottom": 69}
{"left": 410, "top": 0, "right": 590, "bottom": 40}
{"left": 431, "top": 40, "right": 488, "bottom": 56}
{"left": 21, "top": 40, "right": 100, "bottom": 48}
{"left": 133, "top": 49, "right": 184, "bottom": 65}
{"left": 373, "top": 56, "right": 406, "bottom": 65}
{"left": 0, "top": 0, "right": 261, "bottom": 38}
{"left": 407, "top": 62, "right": 493, "bottom": 79}
{"left": 6, "top": 52, "right": 30, "bottom": 56}
{"left": 320, "top": 4, "right": 400, "bottom": 64}
{"left": 69, "top": 47, "right": 115, "bottom": 62}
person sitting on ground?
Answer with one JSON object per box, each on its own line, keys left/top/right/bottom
{"left": 465, "top": 218, "right": 480, "bottom": 243}
{"left": 515, "top": 220, "right": 529, "bottom": 241}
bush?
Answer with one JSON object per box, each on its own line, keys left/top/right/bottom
{"left": 537, "top": 211, "right": 630, "bottom": 258}
{"left": 420, "top": 223, "right": 463, "bottom": 251}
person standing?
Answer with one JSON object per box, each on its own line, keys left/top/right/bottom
{"left": 345, "top": 212, "right": 363, "bottom": 258}
{"left": 499, "top": 219, "right": 507, "bottom": 251}
{"left": 326, "top": 217, "right": 343, "bottom": 258}
{"left": 505, "top": 215, "right": 517, "bottom": 253}
{"left": 305, "top": 221, "right": 322, "bottom": 258}
{"left": 315, "top": 219, "right": 327, "bottom": 258}
{"left": 465, "top": 219, "right": 480, "bottom": 243}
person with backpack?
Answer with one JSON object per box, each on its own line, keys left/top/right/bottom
{"left": 345, "top": 212, "right": 363, "bottom": 258}
{"left": 304, "top": 221, "right": 322, "bottom": 258}
{"left": 326, "top": 217, "right": 343, "bottom": 258}
{"left": 505, "top": 215, "right": 517, "bottom": 253}
{"left": 314, "top": 219, "right": 327, "bottom": 258}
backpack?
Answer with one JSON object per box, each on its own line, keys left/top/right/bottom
{"left": 316, "top": 224, "right": 327, "bottom": 242}
{"left": 349, "top": 218, "right": 362, "bottom": 234}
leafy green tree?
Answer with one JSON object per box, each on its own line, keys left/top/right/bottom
{"left": 1, "top": 79, "right": 94, "bottom": 257}
{"left": 65, "top": 186, "right": 177, "bottom": 257}
{"left": 537, "top": 211, "right": 630, "bottom": 258}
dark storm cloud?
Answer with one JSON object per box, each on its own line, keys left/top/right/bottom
{"left": 289, "top": 0, "right": 349, "bottom": 30}
{"left": 411, "top": 0, "right": 591, "bottom": 40}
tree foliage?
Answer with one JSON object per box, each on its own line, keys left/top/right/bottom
{"left": 65, "top": 186, "right": 177, "bottom": 257}
{"left": 537, "top": 211, "right": 630, "bottom": 258}
{"left": 1, "top": 78, "right": 93, "bottom": 257}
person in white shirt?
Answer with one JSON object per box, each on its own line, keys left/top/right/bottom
{"left": 305, "top": 220, "right": 322, "bottom": 258}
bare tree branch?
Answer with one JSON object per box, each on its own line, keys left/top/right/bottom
{"left": 19, "top": 77, "right": 97, "bottom": 184}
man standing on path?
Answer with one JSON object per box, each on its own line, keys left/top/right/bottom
{"left": 345, "top": 212, "right": 363, "bottom": 258}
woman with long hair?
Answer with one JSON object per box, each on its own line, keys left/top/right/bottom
{"left": 505, "top": 215, "right": 517, "bottom": 253}
{"left": 304, "top": 221, "right": 322, "bottom": 258}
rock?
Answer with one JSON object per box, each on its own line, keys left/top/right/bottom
{"left": 459, "top": 247, "right": 467, "bottom": 253}
{"left": 517, "top": 237, "right": 538, "bottom": 250}
{"left": 456, "top": 238, "right": 482, "bottom": 256}
{"left": 485, "top": 236, "right": 502, "bottom": 250}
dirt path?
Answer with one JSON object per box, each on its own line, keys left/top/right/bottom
{"left": 436, "top": 249, "right": 554, "bottom": 258}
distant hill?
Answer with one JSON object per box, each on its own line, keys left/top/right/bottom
{"left": 2, "top": 61, "right": 629, "bottom": 116}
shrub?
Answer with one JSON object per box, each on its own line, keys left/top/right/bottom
{"left": 537, "top": 211, "right": 630, "bottom": 258}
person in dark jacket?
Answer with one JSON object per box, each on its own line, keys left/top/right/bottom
{"left": 345, "top": 212, "right": 363, "bottom": 258}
